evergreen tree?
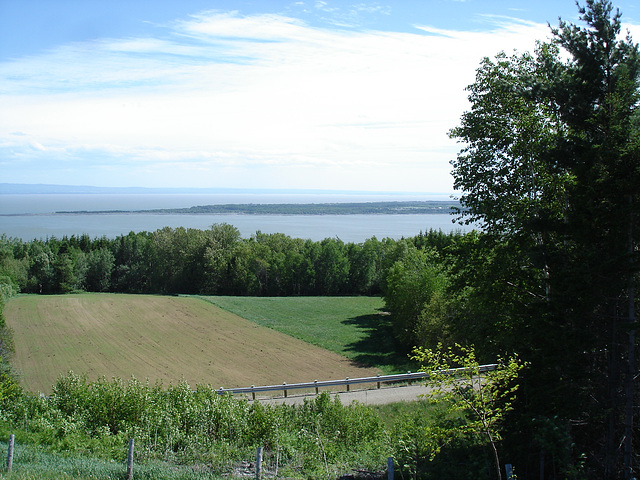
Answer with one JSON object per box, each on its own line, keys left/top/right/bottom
{"left": 449, "top": 1, "right": 639, "bottom": 477}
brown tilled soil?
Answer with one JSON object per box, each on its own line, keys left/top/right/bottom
{"left": 5, "top": 294, "right": 380, "bottom": 394}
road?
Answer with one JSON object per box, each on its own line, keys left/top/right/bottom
{"left": 250, "top": 383, "right": 430, "bottom": 406}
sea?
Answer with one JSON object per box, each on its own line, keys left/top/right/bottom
{"left": 0, "top": 193, "right": 473, "bottom": 243}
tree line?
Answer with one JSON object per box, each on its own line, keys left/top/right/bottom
{"left": 0, "top": 226, "right": 458, "bottom": 299}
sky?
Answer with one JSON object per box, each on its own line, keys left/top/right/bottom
{"left": 1, "top": 1, "right": 639, "bottom": 194}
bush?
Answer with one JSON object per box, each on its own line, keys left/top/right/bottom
{"left": 4, "top": 374, "right": 497, "bottom": 479}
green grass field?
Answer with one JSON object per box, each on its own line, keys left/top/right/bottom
{"left": 198, "top": 295, "right": 413, "bottom": 373}
{"left": 0, "top": 439, "right": 224, "bottom": 480}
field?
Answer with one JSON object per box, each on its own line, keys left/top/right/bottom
{"left": 201, "top": 295, "right": 411, "bottom": 373}
{"left": 5, "top": 294, "right": 382, "bottom": 393}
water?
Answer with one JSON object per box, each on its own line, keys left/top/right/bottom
{"left": 0, "top": 193, "right": 469, "bottom": 243}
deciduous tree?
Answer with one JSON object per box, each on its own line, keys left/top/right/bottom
{"left": 411, "top": 343, "right": 524, "bottom": 480}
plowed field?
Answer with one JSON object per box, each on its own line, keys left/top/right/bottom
{"left": 5, "top": 294, "right": 381, "bottom": 393}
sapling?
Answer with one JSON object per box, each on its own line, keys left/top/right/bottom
{"left": 411, "top": 343, "right": 524, "bottom": 480}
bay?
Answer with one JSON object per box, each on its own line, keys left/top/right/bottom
{"left": 0, "top": 193, "right": 469, "bottom": 243}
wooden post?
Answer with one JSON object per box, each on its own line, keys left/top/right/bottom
{"left": 346, "top": 377, "right": 350, "bottom": 392}
{"left": 126, "top": 438, "right": 134, "bottom": 480}
{"left": 256, "top": 446, "right": 263, "bottom": 480}
{"left": 387, "top": 457, "right": 394, "bottom": 480}
{"left": 407, "top": 372, "right": 412, "bottom": 385}
{"left": 283, "top": 382, "right": 287, "bottom": 398}
{"left": 377, "top": 374, "right": 381, "bottom": 389}
{"left": 251, "top": 385, "right": 256, "bottom": 401}
{"left": 314, "top": 380, "right": 319, "bottom": 395}
{"left": 6, "top": 434, "right": 14, "bottom": 472}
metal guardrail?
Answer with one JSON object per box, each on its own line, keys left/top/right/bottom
{"left": 216, "top": 364, "right": 498, "bottom": 399}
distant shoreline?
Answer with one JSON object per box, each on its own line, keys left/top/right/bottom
{"left": 0, "top": 201, "right": 459, "bottom": 217}
{"left": 35, "top": 200, "right": 460, "bottom": 216}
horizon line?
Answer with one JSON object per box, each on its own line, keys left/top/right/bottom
{"left": 0, "top": 183, "right": 455, "bottom": 197}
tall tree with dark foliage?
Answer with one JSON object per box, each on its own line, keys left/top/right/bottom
{"left": 449, "top": 1, "right": 639, "bottom": 477}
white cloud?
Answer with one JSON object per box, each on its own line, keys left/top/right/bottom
{"left": 1, "top": 10, "right": 635, "bottom": 191}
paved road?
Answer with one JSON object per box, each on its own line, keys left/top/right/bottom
{"left": 250, "top": 384, "right": 430, "bottom": 406}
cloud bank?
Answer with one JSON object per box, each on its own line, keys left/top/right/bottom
{"left": 1, "top": 10, "right": 636, "bottom": 192}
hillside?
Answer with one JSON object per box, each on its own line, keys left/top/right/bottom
{"left": 5, "top": 294, "right": 381, "bottom": 393}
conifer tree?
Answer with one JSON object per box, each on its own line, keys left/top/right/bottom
{"left": 449, "top": 1, "right": 639, "bottom": 477}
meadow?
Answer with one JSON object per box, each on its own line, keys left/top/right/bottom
{"left": 199, "top": 296, "right": 413, "bottom": 373}
{"left": 5, "top": 294, "right": 385, "bottom": 394}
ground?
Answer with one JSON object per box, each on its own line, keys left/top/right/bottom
{"left": 5, "top": 293, "right": 381, "bottom": 393}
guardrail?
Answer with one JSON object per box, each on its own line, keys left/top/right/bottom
{"left": 216, "top": 364, "right": 498, "bottom": 400}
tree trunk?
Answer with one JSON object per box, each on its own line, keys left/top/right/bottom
{"left": 623, "top": 194, "right": 636, "bottom": 480}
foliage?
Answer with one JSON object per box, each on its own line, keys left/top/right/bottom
{"left": 448, "top": 1, "right": 639, "bottom": 477}
{"left": 382, "top": 401, "right": 491, "bottom": 480}
{"left": 0, "top": 374, "right": 508, "bottom": 480}
{"left": 411, "top": 344, "right": 524, "bottom": 480}
{"left": 0, "top": 438, "right": 226, "bottom": 479}
{"left": 0, "top": 227, "right": 458, "bottom": 298}
{"left": 0, "top": 357, "right": 22, "bottom": 414}
{"left": 383, "top": 246, "right": 448, "bottom": 350}
{"left": 1, "top": 379, "right": 390, "bottom": 479}
{"left": 0, "top": 257, "right": 20, "bottom": 404}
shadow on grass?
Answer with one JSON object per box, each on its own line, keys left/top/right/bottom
{"left": 343, "top": 310, "right": 418, "bottom": 374}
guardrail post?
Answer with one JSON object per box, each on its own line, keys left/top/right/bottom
{"left": 251, "top": 385, "right": 256, "bottom": 401}
{"left": 314, "top": 380, "right": 319, "bottom": 395}
{"left": 6, "top": 434, "right": 14, "bottom": 472}
{"left": 377, "top": 374, "right": 381, "bottom": 389}
{"left": 346, "top": 377, "right": 350, "bottom": 392}
{"left": 283, "top": 382, "right": 288, "bottom": 398}
{"left": 407, "top": 372, "right": 412, "bottom": 386}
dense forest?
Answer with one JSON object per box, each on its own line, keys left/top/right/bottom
{"left": 0, "top": 1, "right": 639, "bottom": 479}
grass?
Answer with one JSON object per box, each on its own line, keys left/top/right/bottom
{"left": 5, "top": 293, "right": 381, "bottom": 393}
{"left": 198, "top": 296, "right": 415, "bottom": 374}
{"left": 0, "top": 440, "right": 224, "bottom": 479}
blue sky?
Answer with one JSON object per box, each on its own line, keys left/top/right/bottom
{"left": 1, "top": 1, "right": 639, "bottom": 193}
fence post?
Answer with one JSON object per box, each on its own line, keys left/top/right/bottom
{"left": 126, "top": 438, "right": 134, "bottom": 480}
{"left": 6, "top": 434, "right": 14, "bottom": 472}
{"left": 387, "top": 457, "right": 394, "bottom": 480}
{"left": 256, "top": 446, "right": 263, "bottom": 480}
